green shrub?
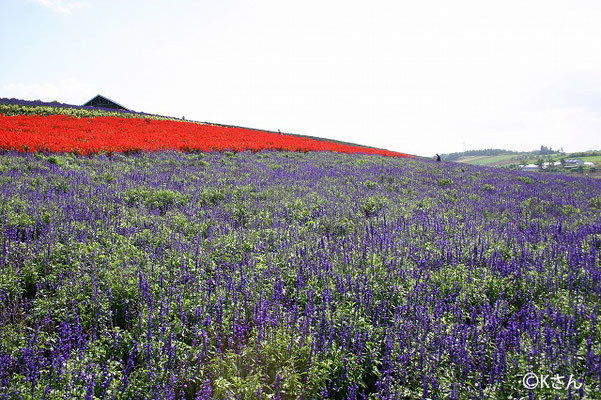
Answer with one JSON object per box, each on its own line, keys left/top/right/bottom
{"left": 438, "top": 178, "right": 453, "bottom": 187}
{"left": 124, "top": 188, "right": 188, "bottom": 212}
{"left": 200, "top": 188, "right": 227, "bottom": 205}
{"left": 590, "top": 195, "right": 601, "bottom": 209}
{"left": 206, "top": 327, "right": 341, "bottom": 399}
{"left": 360, "top": 195, "right": 386, "bottom": 217}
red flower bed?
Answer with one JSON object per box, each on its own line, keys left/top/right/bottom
{"left": 0, "top": 114, "right": 413, "bottom": 157}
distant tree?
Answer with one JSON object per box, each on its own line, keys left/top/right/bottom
{"left": 536, "top": 158, "right": 544, "bottom": 168}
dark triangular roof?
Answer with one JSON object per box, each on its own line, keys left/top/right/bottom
{"left": 83, "top": 94, "right": 129, "bottom": 111}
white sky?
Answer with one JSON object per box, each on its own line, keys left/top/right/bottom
{"left": 2, "top": 0, "right": 601, "bottom": 156}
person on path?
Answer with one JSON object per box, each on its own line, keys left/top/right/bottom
{"left": 436, "top": 154, "right": 441, "bottom": 162}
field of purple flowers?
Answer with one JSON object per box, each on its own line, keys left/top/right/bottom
{"left": 0, "top": 150, "right": 600, "bottom": 399}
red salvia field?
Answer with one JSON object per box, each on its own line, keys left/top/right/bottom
{"left": 0, "top": 114, "right": 412, "bottom": 157}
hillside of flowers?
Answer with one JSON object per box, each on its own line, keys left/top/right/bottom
{"left": 1, "top": 149, "right": 600, "bottom": 399}
{"left": 0, "top": 100, "right": 411, "bottom": 157}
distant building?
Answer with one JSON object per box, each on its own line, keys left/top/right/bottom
{"left": 83, "top": 95, "right": 129, "bottom": 111}
{"left": 584, "top": 161, "right": 595, "bottom": 167}
{"left": 521, "top": 164, "right": 539, "bottom": 171}
{"left": 564, "top": 159, "right": 584, "bottom": 165}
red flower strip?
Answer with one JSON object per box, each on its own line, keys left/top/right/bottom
{"left": 0, "top": 114, "right": 413, "bottom": 158}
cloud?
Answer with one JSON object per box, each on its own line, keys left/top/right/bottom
{"left": 32, "top": 0, "right": 89, "bottom": 14}
{"left": 2, "top": 79, "right": 98, "bottom": 104}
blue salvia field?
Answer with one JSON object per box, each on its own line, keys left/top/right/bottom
{"left": 1, "top": 150, "right": 600, "bottom": 399}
